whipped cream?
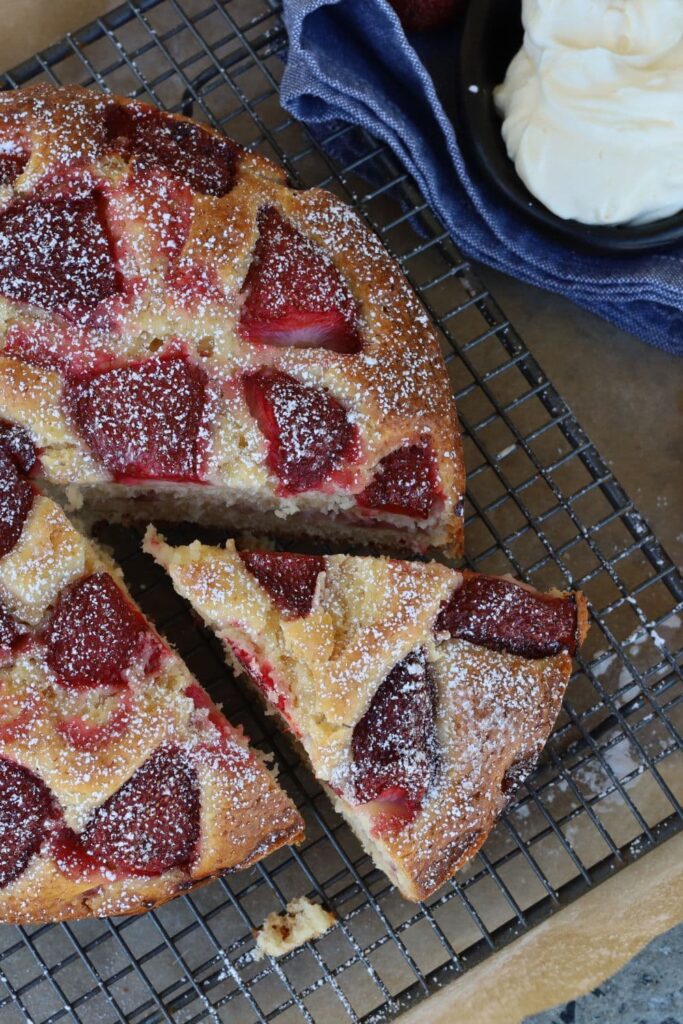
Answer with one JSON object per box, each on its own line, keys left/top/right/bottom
{"left": 494, "top": 0, "right": 683, "bottom": 226}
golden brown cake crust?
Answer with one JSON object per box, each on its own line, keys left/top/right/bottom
{"left": 0, "top": 84, "right": 465, "bottom": 555}
{"left": 0, "top": 492, "right": 303, "bottom": 925}
{"left": 148, "top": 533, "right": 588, "bottom": 902}
{"left": 2, "top": 815, "right": 304, "bottom": 926}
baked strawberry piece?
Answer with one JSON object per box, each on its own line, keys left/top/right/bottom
{"left": 65, "top": 353, "right": 212, "bottom": 483}
{"left": 242, "top": 366, "right": 360, "bottom": 494}
{"left": 147, "top": 533, "right": 588, "bottom": 901}
{"left": 0, "top": 439, "right": 302, "bottom": 925}
{"left": 0, "top": 84, "right": 464, "bottom": 556}
{"left": 239, "top": 206, "right": 362, "bottom": 353}
{"left": 104, "top": 101, "right": 241, "bottom": 197}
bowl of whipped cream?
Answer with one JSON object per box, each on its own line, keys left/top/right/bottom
{"left": 458, "top": 0, "right": 683, "bottom": 252}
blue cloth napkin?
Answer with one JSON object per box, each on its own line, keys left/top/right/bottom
{"left": 280, "top": 0, "right": 683, "bottom": 355}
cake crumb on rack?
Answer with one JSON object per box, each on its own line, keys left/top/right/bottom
{"left": 253, "top": 897, "right": 336, "bottom": 959}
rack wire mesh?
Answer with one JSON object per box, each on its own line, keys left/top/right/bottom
{"left": 0, "top": 1, "right": 681, "bottom": 1021}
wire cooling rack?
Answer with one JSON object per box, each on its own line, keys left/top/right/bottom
{"left": 0, "top": 2, "right": 681, "bottom": 1022}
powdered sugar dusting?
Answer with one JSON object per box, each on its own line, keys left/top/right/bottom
{"left": 0, "top": 189, "right": 122, "bottom": 325}
{"left": 239, "top": 205, "right": 361, "bottom": 352}
{"left": 0, "top": 84, "right": 462, "bottom": 554}
{"left": 43, "top": 571, "right": 163, "bottom": 689}
{"left": 350, "top": 647, "right": 438, "bottom": 810}
{"left": 0, "top": 480, "right": 301, "bottom": 920}
{"left": 104, "top": 101, "right": 240, "bottom": 198}
{"left": 66, "top": 353, "right": 213, "bottom": 482}
{"left": 243, "top": 366, "right": 360, "bottom": 494}
{"left": 157, "top": 537, "right": 580, "bottom": 899}
{"left": 53, "top": 744, "right": 201, "bottom": 878}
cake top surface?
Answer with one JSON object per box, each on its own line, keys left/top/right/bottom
{"left": 147, "top": 534, "right": 588, "bottom": 898}
{"left": 0, "top": 430, "right": 303, "bottom": 923}
{"left": 0, "top": 84, "right": 464, "bottom": 553}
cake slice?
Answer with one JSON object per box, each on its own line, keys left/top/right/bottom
{"left": 146, "top": 532, "right": 588, "bottom": 901}
{"left": 0, "top": 428, "right": 303, "bottom": 925}
{"left": 0, "top": 84, "right": 464, "bottom": 556}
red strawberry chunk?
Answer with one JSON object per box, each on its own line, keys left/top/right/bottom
{"left": 0, "top": 418, "right": 38, "bottom": 476}
{"left": 366, "top": 791, "right": 422, "bottom": 836}
{"left": 0, "top": 190, "right": 122, "bottom": 323}
{"left": 358, "top": 440, "right": 439, "bottom": 519}
{"left": 184, "top": 682, "right": 232, "bottom": 735}
{"left": 0, "top": 149, "right": 29, "bottom": 187}
{"left": 66, "top": 354, "right": 211, "bottom": 482}
{"left": 243, "top": 367, "right": 359, "bottom": 494}
{"left": 44, "top": 572, "right": 163, "bottom": 689}
{"left": 240, "top": 550, "right": 325, "bottom": 618}
{"left": 4, "top": 321, "right": 116, "bottom": 378}
{"left": 227, "top": 641, "right": 279, "bottom": 700}
{"left": 0, "top": 758, "right": 55, "bottom": 888}
{"left": 130, "top": 163, "right": 194, "bottom": 263}
{"left": 105, "top": 102, "right": 239, "bottom": 197}
{"left": 226, "top": 641, "right": 294, "bottom": 726}
{"left": 54, "top": 746, "right": 200, "bottom": 878}
{"left": 239, "top": 207, "right": 361, "bottom": 353}
{"left": 351, "top": 648, "right": 438, "bottom": 809}
{"left": 0, "top": 449, "right": 34, "bottom": 559}
{"left": 436, "top": 573, "right": 579, "bottom": 659}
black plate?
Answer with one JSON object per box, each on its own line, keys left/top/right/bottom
{"left": 457, "top": 0, "right": 683, "bottom": 253}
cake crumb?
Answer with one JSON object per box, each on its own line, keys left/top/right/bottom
{"left": 64, "top": 484, "right": 84, "bottom": 510}
{"left": 253, "top": 897, "right": 336, "bottom": 959}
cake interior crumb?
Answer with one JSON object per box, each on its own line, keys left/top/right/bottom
{"left": 253, "top": 896, "right": 336, "bottom": 959}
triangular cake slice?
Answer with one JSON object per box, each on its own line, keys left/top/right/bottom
{"left": 0, "top": 429, "right": 303, "bottom": 924}
{"left": 0, "top": 84, "right": 464, "bottom": 556}
{"left": 146, "top": 532, "right": 588, "bottom": 901}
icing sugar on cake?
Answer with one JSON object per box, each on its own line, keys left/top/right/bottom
{"left": 147, "top": 534, "right": 588, "bottom": 901}
{"left": 0, "top": 84, "right": 465, "bottom": 555}
{"left": 0, "top": 84, "right": 587, "bottom": 913}
{"left": 0, "top": 427, "right": 303, "bottom": 924}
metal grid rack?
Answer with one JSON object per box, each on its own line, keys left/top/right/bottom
{"left": 0, "top": 1, "right": 681, "bottom": 1021}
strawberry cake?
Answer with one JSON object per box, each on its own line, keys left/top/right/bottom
{"left": 0, "top": 428, "right": 303, "bottom": 924}
{"left": 146, "top": 534, "right": 588, "bottom": 901}
{"left": 0, "top": 84, "right": 465, "bottom": 556}
{"left": 0, "top": 83, "right": 586, "bottom": 913}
